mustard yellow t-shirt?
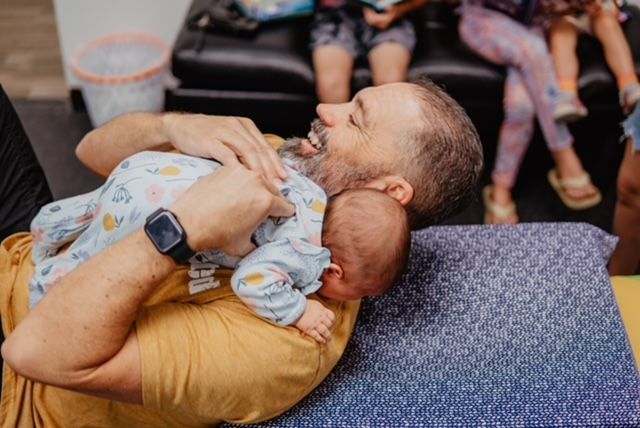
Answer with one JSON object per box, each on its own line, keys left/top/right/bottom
{"left": 0, "top": 133, "right": 360, "bottom": 426}
{"left": 0, "top": 235, "right": 360, "bottom": 426}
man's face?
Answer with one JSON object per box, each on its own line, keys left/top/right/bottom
{"left": 278, "top": 83, "right": 424, "bottom": 195}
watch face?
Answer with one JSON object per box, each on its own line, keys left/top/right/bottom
{"left": 146, "top": 212, "right": 183, "bottom": 252}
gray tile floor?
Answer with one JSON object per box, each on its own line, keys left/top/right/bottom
{"left": 0, "top": 0, "right": 67, "bottom": 100}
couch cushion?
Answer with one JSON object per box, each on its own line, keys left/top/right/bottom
{"left": 238, "top": 223, "right": 640, "bottom": 427}
{"left": 173, "top": 1, "right": 640, "bottom": 105}
{"left": 172, "top": 0, "right": 315, "bottom": 93}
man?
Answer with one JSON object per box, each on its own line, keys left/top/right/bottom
{"left": 0, "top": 79, "right": 482, "bottom": 426}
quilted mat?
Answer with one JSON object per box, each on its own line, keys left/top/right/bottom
{"left": 247, "top": 223, "right": 640, "bottom": 427}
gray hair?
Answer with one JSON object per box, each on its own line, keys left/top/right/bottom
{"left": 400, "top": 78, "right": 484, "bottom": 229}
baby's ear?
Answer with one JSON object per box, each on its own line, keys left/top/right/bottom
{"left": 326, "top": 262, "right": 344, "bottom": 280}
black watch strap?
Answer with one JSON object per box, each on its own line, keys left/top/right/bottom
{"left": 168, "top": 234, "right": 196, "bottom": 264}
{"left": 144, "top": 208, "right": 195, "bottom": 264}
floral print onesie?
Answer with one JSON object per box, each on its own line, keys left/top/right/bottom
{"left": 29, "top": 151, "right": 330, "bottom": 326}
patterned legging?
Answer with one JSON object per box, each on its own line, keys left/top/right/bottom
{"left": 459, "top": 5, "right": 574, "bottom": 188}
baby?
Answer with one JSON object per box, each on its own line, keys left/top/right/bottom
{"left": 29, "top": 150, "right": 410, "bottom": 343}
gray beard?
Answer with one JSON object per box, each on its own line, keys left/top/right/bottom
{"left": 278, "top": 131, "right": 383, "bottom": 196}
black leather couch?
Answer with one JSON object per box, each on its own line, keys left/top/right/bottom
{"left": 169, "top": 0, "right": 640, "bottom": 202}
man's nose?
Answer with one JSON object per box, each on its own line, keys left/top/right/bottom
{"left": 316, "top": 103, "right": 346, "bottom": 127}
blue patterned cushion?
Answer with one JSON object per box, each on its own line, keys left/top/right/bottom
{"left": 246, "top": 223, "right": 640, "bottom": 427}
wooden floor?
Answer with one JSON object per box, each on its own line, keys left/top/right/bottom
{"left": 0, "top": 0, "right": 67, "bottom": 99}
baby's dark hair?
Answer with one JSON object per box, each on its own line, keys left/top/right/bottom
{"left": 321, "top": 189, "right": 411, "bottom": 297}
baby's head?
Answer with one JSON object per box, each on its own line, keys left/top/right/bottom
{"left": 318, "top": 188, "right": 411, "bottom": 301}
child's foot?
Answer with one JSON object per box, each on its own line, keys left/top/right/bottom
{"left": 482, "top": 185, "right": 518, "bottom": 225}
{"left": 620, "top": 83, "right": 640, "bottom": 115}
{"left": 554, "top": 92, "right": 588, "bottom": 123}
{"left": 547, "top": 168, "right": 601, "bottom": 210}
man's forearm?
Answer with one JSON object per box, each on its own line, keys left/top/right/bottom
{"left": 76, "top": 112, "right": 174, "bottom": 178}
{"left": 1, "top": 229, "right": 174, "bottom": 391}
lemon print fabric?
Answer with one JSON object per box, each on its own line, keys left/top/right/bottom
{"left": 159, "top": 166, "right": 181, "bottom": 176}
{"left": 310, "top": 199, "right": 326, "bottom": 214}
{"left": 244, "top": 272, "right": 265, "bottom": 286}
{"left": 103, "top": 213, "right": 121, "bottom": 231}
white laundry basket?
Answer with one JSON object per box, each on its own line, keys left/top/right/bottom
{"left": 71, "top": 33, "right": 170, "bottom": 127}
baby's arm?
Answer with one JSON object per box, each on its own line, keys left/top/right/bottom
{"left": 231, "top": 241, "right": 335, "bottom": 343}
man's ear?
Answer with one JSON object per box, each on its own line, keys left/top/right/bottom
{"left": 364, "top": 176, "right": 414, "bottom": 207}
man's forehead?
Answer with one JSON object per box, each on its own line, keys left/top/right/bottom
{"left": 356, "top": 84, "right": 422, "bottom": 120}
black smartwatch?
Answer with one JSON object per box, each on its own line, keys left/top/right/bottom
{"left": 143, "top": 208, "right": 195, "bottom": 264}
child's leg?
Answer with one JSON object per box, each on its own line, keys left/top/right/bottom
{"left": 589, "top": 7, "right": 640, "bottom": 112}
{"left": 368, "top": 43, "right": 410, "bottom": 86}
{"left": 549, "top": 18, "right": 588, "bottom": 122}
{"left": 488, "top": 69, "right": 536, "bottom": 224}
{"left": 590, "top": 8, "right": 637, "bottom": 89}
{"left": 549, "top": 18, "right": 580, "bottom": 94}
{"left": 459, "top": 6, "right": 598, "bottom": 202}
{"left": 312, "top": 45, "right": 354, "bottom": 103}
{"left": 610, "top": 140, "right": 640, "bottom": 275}
{"left": 310, "top": 9, "right": 357, "bottom": 103}
{"left": 365, "top": 18, "right": 415, "bottom": 86}
{"left": 610, "top": 106, "right": 640, "bottom": 275}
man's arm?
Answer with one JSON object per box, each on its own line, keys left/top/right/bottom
{"left": 76, "top": 112, "right": 287, "bottom": 182}
{"left": 1, "top": 166, "right": 295, "bottom": 404}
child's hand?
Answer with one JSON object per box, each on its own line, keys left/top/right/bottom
{"left": 585, "top": 0, "right": 603, "bottom": 17}
{"left": 363, "top": 6, "right": 400, "bottom": 30}
{"left": 295, "top": 300, "right": 335, "bottom": 343}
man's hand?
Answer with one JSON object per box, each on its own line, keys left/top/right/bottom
{"left": 170, "top": 165, "right": 295, "bottom": 256}
{"left": 163, "top": 113, "right": 288, "bottom": 184}
{"left": 363, "top": 6, "right": 400, "bottom": 30}
{"left": 2, "top": 164, "right": 294, "bottom": 404}
{"left": 295, "top": 300, "right": 336, "bottom": 343}
{"left": 76, "top": 112, "right": 288, "bottom": 183}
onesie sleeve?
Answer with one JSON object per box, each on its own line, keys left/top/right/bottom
{"left": 30, "top": 186, "right": 103, "bottom": 263}
{"left": 231, "top": 238, "right": 330, "bottom": 326}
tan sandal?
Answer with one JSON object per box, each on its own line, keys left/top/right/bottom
{"left": 547, "top": 168, "right": 602, "bottom": 210}
{"left": 482, "top": 186, "right": 517, "bottom": 225}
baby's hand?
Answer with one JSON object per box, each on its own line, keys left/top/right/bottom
{"left": 295, "top": 300, "right": 335, "bottom": 343}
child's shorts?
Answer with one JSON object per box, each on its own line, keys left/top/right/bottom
{"left": 560, "top": 0, "right": 617, "bottom": 34}
{"left": 623, "top": 104, "right": 640, "bottom": 153}
{"left": 309, "top": 6, "right": 416, "bottom": 58}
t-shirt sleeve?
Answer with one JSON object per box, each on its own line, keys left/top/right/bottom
{"left": 135, "top": 293, "right": 360, "bottom": 425}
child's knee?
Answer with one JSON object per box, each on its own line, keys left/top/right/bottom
{"left": 372, "top": 66, "right": 407, "bottom": 85}
{"left": 522, "top": 37, "right": 549, "bottom": 62}
{"left": 315, "top": 70, "right": 351, "bottom": 102}
{"left": 592, "top": 10, "right": 620, "bottom": 33}
{"left": 550, "top": 20, "right": 578, "bottom": 45}
{"left": 504, "top": 93, "right": 535, "bottom": 122}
